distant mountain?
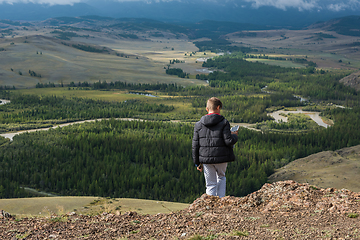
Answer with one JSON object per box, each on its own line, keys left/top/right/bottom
{"left": 85, "top": 0, "right": 360, "bottom": 28}
{"left": 38, "top": 16, "right": 271, "bottom": 40}
{"left": 0, "top": 1, "right": 358, "bottom": 28}
{"left": 0, "top": 3, "right": 98, "bottom": 21}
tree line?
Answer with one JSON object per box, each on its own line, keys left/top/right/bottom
{"left": 0, "top": 93, "right": 174, "bottom": 132}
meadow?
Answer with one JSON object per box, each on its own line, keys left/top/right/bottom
{"left": 228, "top": 29, "right": 360, "bottom": 70}
{"left": 0, "top": 196, "right": 188, "bottom": 217}
{"left": 245, "top": 58, "right": 306, "bottom": 68}
{"left": 0, "top": 35, "right": 206, "bottom": 89}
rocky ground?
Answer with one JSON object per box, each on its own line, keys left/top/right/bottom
{"left": 1, "top": 180, "right": 360, "bottom": 239}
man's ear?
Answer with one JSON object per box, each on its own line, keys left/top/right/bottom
{"left": 206, "top": 107, "right": 210, "bottom": 112}
{"left": 216, "top": 105, "right": 221, "bottom": 111}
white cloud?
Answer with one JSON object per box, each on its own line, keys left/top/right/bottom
{"left": 243, "top": 0, "right": 319, "bottom": 11}
{"left": 243, "top": 0, "right": 360, "bottom": 11}
{"left": 327, "top": 0, "right": 360, "bottom": 11}
{"left": 327, "top": 3, "right": 347, "bottom": 11}
{"left": 0, "top": 0, "right": 83, "bottom": 5}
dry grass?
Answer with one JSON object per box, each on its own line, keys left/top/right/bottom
{"left": 3, "top": 26, "right": 359, "bottom": 90}
{"left": 228, "top": 28, "right": 360, "bottom": 70}
{"left": 0, "top": 196, "right": 189, "bottom": 218}
{"left": 0, "top": 34, "right": 206, "bottom": 89}
{"left": 269, "top": 144, "right": 360, "bottom": 192}
{"left": 245, "top": 58, "right": 306, "bottom": 68}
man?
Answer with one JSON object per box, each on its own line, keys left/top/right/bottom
{"left": 192, "top": 97, "right": 238, "bottom": 198}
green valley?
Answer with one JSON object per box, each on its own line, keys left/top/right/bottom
{"left": 1, "top": 16, "right": 360, "bottom": 206}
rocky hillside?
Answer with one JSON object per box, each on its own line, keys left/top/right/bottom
{"left": 1, "top": 180, "right": 360, "bottom": 239}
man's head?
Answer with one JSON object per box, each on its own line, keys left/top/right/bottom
{"left": 206, "top": 97, "right": 222, "bottom": 113}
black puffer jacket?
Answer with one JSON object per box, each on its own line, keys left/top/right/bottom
{"left": 192, "top": 113, "right": 238, "bottom": 166}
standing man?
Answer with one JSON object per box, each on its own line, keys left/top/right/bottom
{"left": 192, "top": 97, "right": 238, "bottom": 198}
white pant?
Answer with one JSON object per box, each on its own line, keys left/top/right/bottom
{"left": 203, "top": 163, "right": 228, "bottom": 198}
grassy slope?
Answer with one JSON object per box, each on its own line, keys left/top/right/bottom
{"left": 0, "top": 197, "right": 189, "bottom": 218}
{"left": 0, "top": 35, "right": 206, "bottom": 88}
{"left": 3, "top": 26, "right": 360, "bottom": 89}
{"left": 228, "top": 29, "right": 360, "bottom": 70}
{"left": 245, "top": 58, "right": 306, "bottom": 68}
{"left": 269, "top": 144, "right": 360, "bottom": 192}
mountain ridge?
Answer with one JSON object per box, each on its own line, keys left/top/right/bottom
{"left": 2, "top": 14, "right": 360, "bottom": 39}
{"left": 0, "top": 1, "right": 358, "bottom": 28}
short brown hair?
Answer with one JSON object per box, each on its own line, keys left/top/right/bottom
{"left": 207, "top": 97, "right": 222, "bottom": 111}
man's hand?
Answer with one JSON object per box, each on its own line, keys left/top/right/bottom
{"left": 231, "top": 130, "right": 239, "bottom": 136}
{"left": 197, "top": 164, "right": 203, "bottom": 172}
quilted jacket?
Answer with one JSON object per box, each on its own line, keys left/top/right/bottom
{"left": 192, "top": 113, "right": 238, "bottom": 166}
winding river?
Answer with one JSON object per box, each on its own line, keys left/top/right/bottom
{"left": 268, "top": 109, "right": 331, "bottom": 128}
{"left": 0, "top": 99, "right": 10, "bottom": 105}
{"left": 0, "top": 118, "right": 144, "bottom": 141}
{"left": 0, "top": 119, "right": 257, "bottom": 141}
{"left": 259, "top": 88, "right": 332, "bottom": 128}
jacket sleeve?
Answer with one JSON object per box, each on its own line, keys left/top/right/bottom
{"left": 223, "top": 120, "right": 238, "bottom": 146}
{"left": 192, "top": 123, "right": 200, "bottom": 166}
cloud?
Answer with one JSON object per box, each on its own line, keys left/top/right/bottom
{"left": 0, "top": 0, "right": 83, "bottom": 5}
{"left": 243, "top": 0, "right": 360, "bottom": 11}
{"left": 327, "top": 0, "right": 360, "bottom": 11}
{"left": 243, "top": 0, "right": 318, "bottom": 11}
{"left": 327, "top": 3, "right": 347, "bottom": 11}
{"left": 1, "top": 0, "right": 360, "bottom": 11}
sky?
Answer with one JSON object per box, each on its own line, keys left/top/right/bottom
{"left": 0, "top": 0, "right": 359, "bottom": 12}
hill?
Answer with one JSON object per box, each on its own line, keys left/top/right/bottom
{"left": 1, "top": 181, "right": 360, "bottom": 239}
{"left": 39, "top": 16, "right": 271, "bottom": 39}
{"left": 0, "top": 31, "right": 204, "bottom": 88}
{"left": 2, "top": 15, "right": 360, "bottom": 89}
{"left": 269, "top": 144, "right": 360, "bottom": 192}
{"left": 309, "top": 15, "right": 360, "bottom": 37}
{"left": 339, "top": 71, "right": 360, "bottom": 91}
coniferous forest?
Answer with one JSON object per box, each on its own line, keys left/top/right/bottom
{"left": 0, "top": 52, "right": 360, "bottom": 203}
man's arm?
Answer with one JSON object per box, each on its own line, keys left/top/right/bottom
{"left": 192, "top": 124, "right": 200, "bottom": 166}
{"left": 223, "top": 121, "right": 238, "bottom": 146}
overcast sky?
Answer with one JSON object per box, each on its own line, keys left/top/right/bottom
{"left": 0, "top": 0, "right": 359, "bottom": 12}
